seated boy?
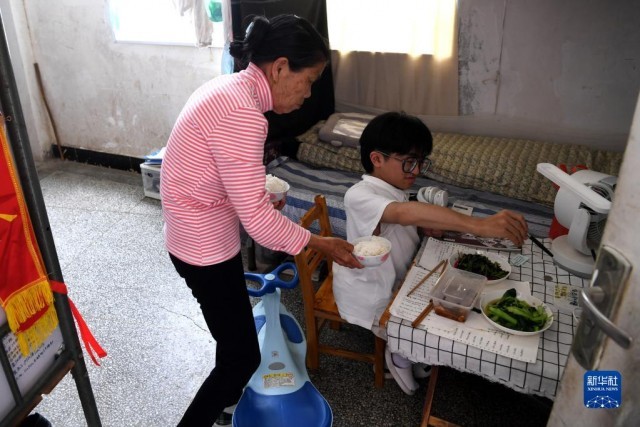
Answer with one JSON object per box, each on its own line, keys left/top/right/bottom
{"left": 333, "top": 112, "right": 528, "bottom": 395}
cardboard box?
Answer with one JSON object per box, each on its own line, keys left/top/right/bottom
{"left": 140, "top": 163, "right": 161, "bottom": 200}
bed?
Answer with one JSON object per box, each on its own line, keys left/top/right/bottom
{"left": 252, "top": 112, "right": 623, "bottom": 266}
{"left": 267, "top": 157, "right": 554, "bottom": 239}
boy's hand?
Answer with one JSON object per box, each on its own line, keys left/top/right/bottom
{"left": 478, "top": 210, "right": 528, "bottom": 246}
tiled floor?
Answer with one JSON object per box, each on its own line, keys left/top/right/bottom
{"left": 27, "top": 160, "right": 552, "bottom": 426}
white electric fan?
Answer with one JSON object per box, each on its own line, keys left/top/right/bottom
{"left": 536, "top": 163, "right": 617, "bottom": 278}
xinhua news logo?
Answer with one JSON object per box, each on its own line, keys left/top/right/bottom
{"left": 584, "top": 370, "right": 621, "bottom": 409}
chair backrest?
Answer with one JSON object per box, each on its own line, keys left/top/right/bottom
{"left": 294, "top": 195, "right": 338, "bottom": 317}
{"left": 298, "top": 195, "right": 332, "bottom": 234}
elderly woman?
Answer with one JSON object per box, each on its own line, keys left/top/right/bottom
{"left": 160, "top": 14, "right": 362, "bottom": 426}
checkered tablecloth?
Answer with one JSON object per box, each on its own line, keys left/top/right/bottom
{"left": 386, "top": 238, "right": 588, "bottom": 400}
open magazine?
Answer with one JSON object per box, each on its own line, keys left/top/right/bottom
{"left": 431, "top": 201, "right": 521, "bottom": 251}
{"left": 436, "top": 231, "right": 520, "bottom": 252}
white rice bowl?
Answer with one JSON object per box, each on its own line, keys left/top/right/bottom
{"left": 265, "top": 174, "right": 290, "bottom": 201}
{"left": 352, "top": 236, "right": 392, "bottom": 267}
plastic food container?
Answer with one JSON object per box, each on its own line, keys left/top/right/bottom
{"left": 430, "top": 267, "right": 487, "bottom": 322}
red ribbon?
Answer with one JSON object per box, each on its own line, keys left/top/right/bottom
{"left": 50, "top": 280, "right": 107, "bottom": 366}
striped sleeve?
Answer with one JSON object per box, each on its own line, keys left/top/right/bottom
{"left": 211, "top": 107, "right": 311, "bottom": 255}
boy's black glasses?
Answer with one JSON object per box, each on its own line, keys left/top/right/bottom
{"left": 376, "top": 151, "right": 432, "bottom": 175}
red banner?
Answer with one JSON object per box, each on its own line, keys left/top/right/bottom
{"left": 0, "top": 119, "right": 58, "bottom": 356}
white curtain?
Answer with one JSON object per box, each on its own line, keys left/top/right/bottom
{"left": 328, "top": 0, "right": 459, "bottom": 116}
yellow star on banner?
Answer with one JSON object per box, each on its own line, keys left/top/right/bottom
{"left": 0, "top": 213, "right": 17, "bottom": 222}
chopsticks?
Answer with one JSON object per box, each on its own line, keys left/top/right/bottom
{"left": 407, "top": 260, "right": 446, "bottom": 297}
{"left": 529, "top": 234, "right": 553, "bottom": 257}
{"left": 412, "top": 300, "right": 434, "bottom": 328}
{"left": 409, "top": 260, "right": 447, "bottom": 328}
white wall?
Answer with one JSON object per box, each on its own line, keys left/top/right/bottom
{"left": 454, "top": 0, "right": 639, "bottom": 150}
{"left": 5, "top": 0, "right": 639, "bottom": 161}
{"left": 0, "top": 0, "right": 51, "bottom": 160}
{"left": 18, "top": 0, "right": 221, "bottom": 161}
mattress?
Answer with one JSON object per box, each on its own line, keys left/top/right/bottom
{"left": 268, "top": 157, "right": 555, "bottom": 239}
{"left": 296, "top": 118, "right": 624, "bottom": 207}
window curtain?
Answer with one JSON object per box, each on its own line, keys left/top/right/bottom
{"left": 330, "top": 1, "right": 459, "bottom": 116}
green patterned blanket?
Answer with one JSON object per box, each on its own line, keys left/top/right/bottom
{"left": 296, "top": 121, "right": 623, "bottom": 206}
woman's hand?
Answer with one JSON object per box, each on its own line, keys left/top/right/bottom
{"left": 272, "top": 198, "right": 286, "bottom": 211}
{"left": 326, "top": 237, "right": 364, "bottom": 269}
{"left": 307, "top": 234, "right": 363, "bottom": 269}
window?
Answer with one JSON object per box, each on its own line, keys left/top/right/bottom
{"left": 108, "top": 0, "right": 224, "bottom": 47}
{"left": 326, "top": 0, "right": 456, "bottom": 59}
{"left": 327, "top": 0, "right": 459, "bottom": 115}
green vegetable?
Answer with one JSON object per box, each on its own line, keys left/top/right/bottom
{"left": 454, "top": 253, "right": 508, "bottom": 280}
{"left": 503, "top": 288, "right": 517, "bottom": 298}
{"left": 484, "top": 288, "right": 549, "bottom": 332}
{"left": 488, "top": 306, "right": 518, "bottom": 326}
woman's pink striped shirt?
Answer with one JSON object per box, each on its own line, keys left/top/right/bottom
{"left": 160, "top": 63, "right": 311, "bottom": 266}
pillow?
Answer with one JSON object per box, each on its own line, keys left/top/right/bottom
{"left": 318, "top": 112, "right": 375, "bottom": 148}
{"left": 425, "top": 133, "right": 623, "bottom": 206}
{"left": 299, "top": 121, "right": 624, "bottom": 206}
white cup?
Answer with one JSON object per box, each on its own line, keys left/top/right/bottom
{"left": 416, "top": 187, "right": 430, "bottom": 203}
{"left": 425, "top": 186, "right": 438, "bottom": 203}
{"left": 417, "top": 186, "right": 448, "bottom": 206}
{"left": 433, "top": 189, "right": 448, "bottom": 207}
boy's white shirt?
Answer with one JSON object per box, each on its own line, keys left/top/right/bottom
{"left": 333, "top": 175, "right": 420, "bottom": 330}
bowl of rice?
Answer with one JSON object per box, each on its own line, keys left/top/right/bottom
{"left": 265, "top": 174, "right": 290, "bottom": 202}
{"left": 351, "top": 236, "right": 392, "bottom": 267}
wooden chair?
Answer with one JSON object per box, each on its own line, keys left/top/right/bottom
{"left": 294, "top": 194, "right": 385, "bottom": 388}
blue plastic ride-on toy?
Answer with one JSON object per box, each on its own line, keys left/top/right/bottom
{"left": 232, "top": 262, "right": 332, "bottom": 427}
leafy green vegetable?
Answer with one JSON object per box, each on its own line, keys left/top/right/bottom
{"left": 454, "top": 253, "right": 508, "bottom": 280}
{"left": 484, "top": 288, "right": 549, "bottom": 332}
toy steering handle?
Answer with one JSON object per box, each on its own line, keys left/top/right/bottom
{"left": 244, "top": 262, "right": 299, "bottom": 297}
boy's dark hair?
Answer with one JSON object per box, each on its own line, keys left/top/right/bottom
{"left": 360, "top": 112, "right": 433, "bottom": 173}
{"left": 229, "top": 14, "right": 330, "bottom": 71}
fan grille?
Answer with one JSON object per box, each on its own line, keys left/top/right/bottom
{"left": 583, "top": 183, "right": 612, "bottom": 249}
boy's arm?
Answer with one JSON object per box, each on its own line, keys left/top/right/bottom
{"left": 381, "top": 201, "right": 528, "bottom": 246}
